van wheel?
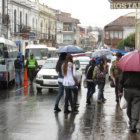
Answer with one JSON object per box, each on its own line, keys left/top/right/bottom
{"left": 37, "top": 87, "right": 42, "bottom": 93}
{"left": 3, "top": 81, "right": 8, "bottom": 88}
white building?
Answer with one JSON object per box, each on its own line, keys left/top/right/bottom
{"left": 0, "top": 0, "right": 9, "bottom": 38}
{"left": 55, "top": 10, "right": 80, "bottom": 47}
{"left": 8, "top": 0, "right": 39, "bottom": 55}
{"left": 36, "top": 1, "right": 56, "bottom": 46}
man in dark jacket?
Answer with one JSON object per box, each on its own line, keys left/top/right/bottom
{"left": 85, "top": 59, "right": 96, "bottom": 104}
{"left": 14, "top": 55, "right": 23, "bottom": 86}
{"left": 119, "top": 71, "right": 140, "bottom": 133}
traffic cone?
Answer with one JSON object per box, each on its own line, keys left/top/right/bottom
{"left": 23, "top": 68, "right": 28, "bottom": 86}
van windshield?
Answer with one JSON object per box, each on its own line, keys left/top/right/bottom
{"left": 25, "top": 49, "right": 48, "bottom": 60}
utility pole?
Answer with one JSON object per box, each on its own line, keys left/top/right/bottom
{"left": 7, "top": 0, "right": 9, "bottom": 39}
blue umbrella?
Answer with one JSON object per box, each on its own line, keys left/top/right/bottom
{"left": 56, "top": 45, "right": 85, "bottom": 54}
{"left": 91, "top": 49, "right": 112, "bottom": 58}
{"left": 110, "top": 49, "right": 126, "bottom": 55}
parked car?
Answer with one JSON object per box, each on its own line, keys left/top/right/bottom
{"left": 73, "top": 56, "right": 90, "bottom": 73}
{"left": 36, "top": 57, "right": 82, "bottom": 92}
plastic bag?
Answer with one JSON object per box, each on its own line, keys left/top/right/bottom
{"left": 120, "top": 95, "right": 127, "bottom": 109}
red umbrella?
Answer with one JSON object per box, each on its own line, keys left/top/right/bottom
{"left": 117, "top": 50, "right": 140, "bottom": 71}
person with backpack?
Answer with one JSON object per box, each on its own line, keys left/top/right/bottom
{"left": 85, "top": 59, "right": 96, "bottom": 104}
{"left": 14, "top": 55, "right": 23, "bottom": 86}
{"left": 93, "top": 59, "right": 108, "bottom": 103}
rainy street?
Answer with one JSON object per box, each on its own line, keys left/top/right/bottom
{"left": 0, "top": 77, "right": 140, "bottom": 140}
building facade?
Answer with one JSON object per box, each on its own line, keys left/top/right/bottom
{"left": 37, "top": 1, "right": 56, "bottom": 47}
{"left": 104, "top": 12, "right": 135, "bottom": 48}
{"left": 55, "top": 10, "right": 80, "bottom": 47}
{"left": 8, "top": 0, "right": 39, "bottom": 54}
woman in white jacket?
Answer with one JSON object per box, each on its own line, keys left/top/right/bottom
{"left": 62, "top": 54, "right": 78, "bottom": 113}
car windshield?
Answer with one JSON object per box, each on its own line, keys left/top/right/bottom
{"left": 42, "top": 60, "right": 57, "bottom": 69}
{"left": 79, "top": 58, "right": 90, "bottom": 62}
{"left": 25, "top": 49, "right": 48, "bottom": 60}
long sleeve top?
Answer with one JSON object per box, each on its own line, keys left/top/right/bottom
{"left": 62, "top": 62, "right": 77, "bottom": 87}
{"left": 119, "top": 71, "right": 140, "bottom": 93}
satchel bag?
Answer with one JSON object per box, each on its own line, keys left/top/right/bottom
{"left": 84, "top": 66, "right": 91, "bottom": 88}
{"left": 110, "top": 79, "right": 115, "bottom": 88}
{"left": 120, "top": 95, "right": 127, "bottom": 110}
{"left": 83, "top": 78, "right": 87, "bottom": 88}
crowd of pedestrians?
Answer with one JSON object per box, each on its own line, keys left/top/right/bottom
{"left": 14, "top": 50, "right": 140, "bottom": 134}
{"left": 54, "top": 51, "right": 140, "bottom": 134}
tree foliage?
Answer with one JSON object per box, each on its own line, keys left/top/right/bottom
{"left": 117, "top": 33, "right": 135, "bottom": 50}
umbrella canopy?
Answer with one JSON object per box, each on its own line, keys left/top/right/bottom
{"left": 110, "top": 49, "right": 126, "bottom": 55}
{"left": 56, "top": 45, "right": 85, "bottom": 54}
{"left": 117, "top": 50, "right": 140, "bottom": 71}
{"left": 91, "top": 49, "right": 112, "bottom": 58}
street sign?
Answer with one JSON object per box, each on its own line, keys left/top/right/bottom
{"left": 109, "top": 0, "right": 140, "bottom": 9}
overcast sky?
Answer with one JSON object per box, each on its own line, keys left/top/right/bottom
{"left": 38, "top": 0, "right": 135, "bottom": 28}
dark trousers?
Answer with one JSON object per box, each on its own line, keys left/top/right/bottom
{"left": 27, "top": 68, "right": 36, "bottom": 83}
{"left": 64, "top": 88, "right": 78, "bottom": 111}
{"left": 115, "top": 78, "right": 119, "bottom": 100}
{"left": 87, "top": 81, "right": 95, "bottom": 99}
{"left": 124, "top": 88, "right": 140, "bottom": 126}
{"left": 98, "top": 82, "right": 105, "bottom": 100}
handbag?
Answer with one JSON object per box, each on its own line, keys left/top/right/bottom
{"left": 110, "top": 79, "right": 115, "bottom": 88}
{"left": 84, "top": 66, "right": 91, "bottom": 88}
{"left": 71, "top": 65, "right": 79, "bottom": 86}
{"left": 120, "top": 95, "right": 127, "bottom": 109}
{"left": 83, "top": 78, "right": 87, "bottom": 88}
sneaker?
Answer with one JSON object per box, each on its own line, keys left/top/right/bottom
{"left": 86, "top": 98, "right": 91, "bottom": 105}
{"left": 64, "top": 110, "right": 71, "bottom": 114}
{"left": 102, "top": 98, "right": 107, "bottom": 102}
{"left": 54, "top": 105, "right": 61, "bottom": 112}
{"left": 116, "top": 99, "right": 119, "bottom": 103}
{"left": 97, "top": 100, "right": 102, "bottom": 103}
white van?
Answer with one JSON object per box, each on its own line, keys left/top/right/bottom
{"left": 46, "top": 47, "right": 57, "bottom": 58}
{"left": 0, "top": 37, "right": 18, "bottom": 87}
{"left": 25, "top": 44, "right": 49, "bottom": 68}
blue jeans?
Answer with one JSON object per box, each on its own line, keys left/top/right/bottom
{"left": 15, "top": 69, "right": 22, "bottom": 86}
{"left": 98, "top": 83, "right": 105, "bottom": 100}
{"left": 87, "top": 81, "right": 95, "bottom": 99}
{"left": 55, "top": 82, "right": 64, "bottom": 105}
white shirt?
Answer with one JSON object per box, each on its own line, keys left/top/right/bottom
{"left": 62, "top": 62, "right": 77, "bottom": 87}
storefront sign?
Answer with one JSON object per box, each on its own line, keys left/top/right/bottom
{"left": 109, "top": 0, "right": 140, "bottom": 9}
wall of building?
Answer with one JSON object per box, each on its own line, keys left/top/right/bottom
{"left": 123, "top": 26, "right": 135, "bottom": 38}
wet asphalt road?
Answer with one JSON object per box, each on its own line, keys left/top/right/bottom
{"left": 0, "top": 77, "right": 140, "bottom": 140}
{"left": 0, "top": 79, "right": 96, "bottom": 140}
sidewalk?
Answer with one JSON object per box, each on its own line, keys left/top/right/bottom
{"left": 93, "top": 82, "right": 140, "bottom": 140}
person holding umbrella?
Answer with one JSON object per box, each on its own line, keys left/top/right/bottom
{"left": 62, "top": 54, "right": 79, "bottom": 113}
{"left": 118, "top": 50, "right": 140, "bottom": 133}
{"left": 54, "top": 53, "right": 67, "bottom": 112}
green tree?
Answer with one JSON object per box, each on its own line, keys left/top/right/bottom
{"left": 117, "top": 33, "right": 135, "bottom": 50}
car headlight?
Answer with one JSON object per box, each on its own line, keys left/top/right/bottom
{"left": 37, "top": 74, "right": 43, "bottom": 79}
